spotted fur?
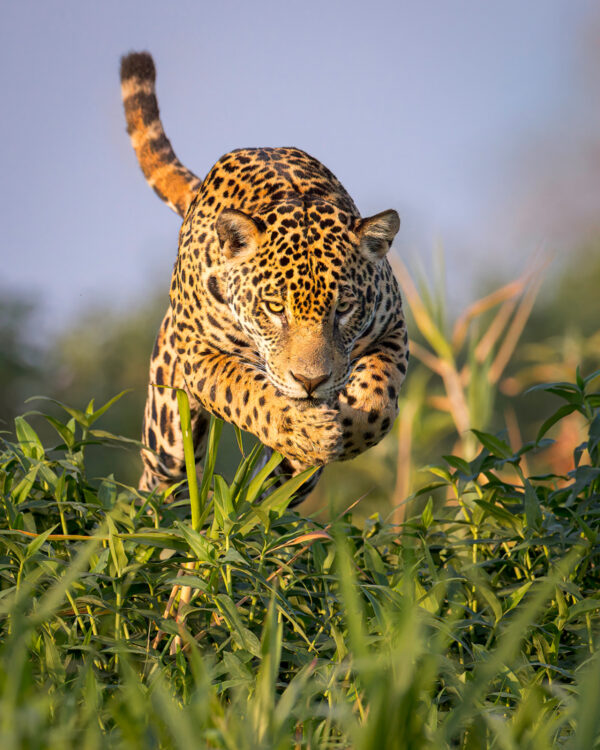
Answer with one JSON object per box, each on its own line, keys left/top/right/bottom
{"left": 121, "top": 51, "right": 409, "bottom": 503}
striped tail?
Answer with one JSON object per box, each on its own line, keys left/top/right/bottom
{"left": 120, "top": 52, "right": 202, "bottom": 217}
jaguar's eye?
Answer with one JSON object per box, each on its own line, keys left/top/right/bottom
{"left": 336, "top": 299, "right": 355, "bottom": 316}
{"left": 264, "top": 300, "right": 285, "bottom": 315}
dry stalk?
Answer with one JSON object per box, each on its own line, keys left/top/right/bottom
{"left": 438, "top": 359, "right": 471, "bottom": 437}
{"left": 452, "top": 276, "right": 529, "bottom": 352}
{"left": 169, "top": 560, "right": 197, "bottom": 654}
{"left": 408, "top": 340, "right": 444, "bottom": 375}
{"left": 475, "top": 297, "right": 518, "bottom": 364}
{"left": 489, "top": 271, "right": 543, "bottom": 384}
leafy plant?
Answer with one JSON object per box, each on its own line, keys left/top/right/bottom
{"left": 0, "top": 370, "right": 599, "bottom": 747}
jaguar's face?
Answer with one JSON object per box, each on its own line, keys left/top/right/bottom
{"left": 216, "top": 199, "right": 399, "bottom": 400}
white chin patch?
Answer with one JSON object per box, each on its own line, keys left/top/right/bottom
{"left": 266, "top": 368, "right": 336, "bottom": 400}
{"left": 285, "top": 386, "right": 313, "bottom": 399}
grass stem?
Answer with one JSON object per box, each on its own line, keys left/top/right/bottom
{"left": 176, "top": 388, "right": 202, "bottom": 532}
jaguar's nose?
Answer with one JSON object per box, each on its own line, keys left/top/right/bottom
{"left": 290, "top": 371, "right": 332, "bottom": 396}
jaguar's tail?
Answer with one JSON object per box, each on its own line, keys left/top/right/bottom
{"left": 120, "top": 51, "right": 201, "bottom": 217}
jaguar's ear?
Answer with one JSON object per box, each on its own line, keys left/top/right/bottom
{"left": 215, "top": 209, "right": 265, "bottom": 260}
{"left": 356, "top": 209, "right": 400, "bottom": 261}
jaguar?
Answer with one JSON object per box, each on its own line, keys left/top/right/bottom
{"left": 120, "top": 51, "right": 409, "bottom": 503}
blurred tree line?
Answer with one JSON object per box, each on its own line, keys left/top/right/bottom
{"left": 1, "top": 235, "right": 598, "bottom": 517}
{"left": 0, "top": 292, "right": 165, "bottom": 485}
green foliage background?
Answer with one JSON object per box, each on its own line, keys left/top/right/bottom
{"left": 1, "top": 239, "right": 599, "bottom": 747}
{"left": 1, "top": 368, "right": 599, "bottom": 748}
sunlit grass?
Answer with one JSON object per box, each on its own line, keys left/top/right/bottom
{"left": 0, "top": 367, "right": 599, "bottom": 747}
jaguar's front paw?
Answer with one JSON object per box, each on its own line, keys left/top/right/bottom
{"left": 277, "top": 402, "right": 342, "bottom": 466}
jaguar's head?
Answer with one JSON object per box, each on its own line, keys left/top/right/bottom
{"left": 216, "top": 199, "right": 399, "bottom": 400}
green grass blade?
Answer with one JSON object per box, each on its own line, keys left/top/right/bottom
{"left": 176, "top": 388, "right": 202, "bottom": 531}
{"left": 197, "top": 415, "right": 223, "bottom": 527}
{"left": 572, "top": 646, "right": 600, "bottom": 750}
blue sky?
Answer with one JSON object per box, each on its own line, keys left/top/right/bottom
{"left": 1, "top": 1, "right": 596, "bottom": 335}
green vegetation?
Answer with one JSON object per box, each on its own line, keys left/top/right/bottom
{"left": 0, "top": 367, "right": 599, "bottom": 748}
{"left": 1, "top": 247, "right": 599, "bottom": 747}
